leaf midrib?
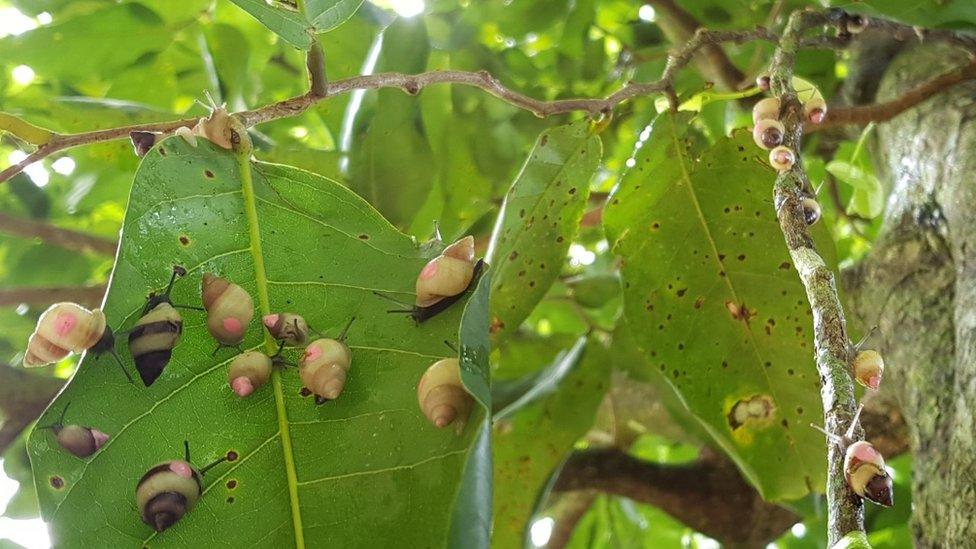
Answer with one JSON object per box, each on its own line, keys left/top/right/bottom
{"left": 238, "top": 147, "right": 307, "bottom": 549}
{"left": 664, "top": 118, "right": 812, "bottom": 488}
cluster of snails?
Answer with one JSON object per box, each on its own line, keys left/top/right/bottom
{"left": 811, "top": 328, "right": 892, "bottom": 508}
{"left": 26, "top": 233, "right": 484, "bottom": 534}
{"left": 752, "top": 74, "right": 827, "bottom": 226}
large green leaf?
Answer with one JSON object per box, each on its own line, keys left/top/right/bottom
{"left": 487, "top": 121, "right": 602, "bottom": 339}
{"left": 604, "top": 112, "right": 827, "bottom": 501}
{"left": 304, "top": 0, "right": 366, "bottom": 33}
{"left": 491, "top": 337, "right": 609, "bottom": 549}
{"left": 27, "top": 137, "right": 491, "bottom": 548}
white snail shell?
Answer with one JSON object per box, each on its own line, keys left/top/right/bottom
{"left": 417, "top": 358, "right": 473, "bottom": 433}
{"left": 845, "top": 440, "right": 893, "bottom": 506}
{"left": 300, "top": 338, "right": 352, "bottom": 403}
{"left": 228, "top": 351, "right": 272, "bottom": 398}
{"left": 853, "top": 350, "right": 884, "bottom": 390}
{"left": 24, "top": 303, "right": 110, "bottom": 367}
{"left": 415, "top": 236, "right": 477, "bottom": 308}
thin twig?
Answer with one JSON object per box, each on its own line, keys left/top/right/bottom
{"left": 306, "top": 39, "right": 328, "bottom": 98}
{"left": 0, "top": 284, "right": 107, "bottom": 308}
{"left": 648, "top": 0, "right": 745, "bottom": 90}
{"left": 0, "top": 213, "right": 118, "bottom": 255}
{"left": 768, "top": 10, "right": 863, "bottom": 545}
{"left": 815, "top": 59, "right": 976, "bottom": 130}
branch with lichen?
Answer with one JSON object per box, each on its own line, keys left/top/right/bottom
{"left": 767, "top": 10, "right": 864, "bottom": 545}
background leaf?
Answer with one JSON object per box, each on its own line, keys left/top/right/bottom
{"left": 604, "top": 113, "right": 830, "bottom": 501}
{"left": 487, "top": 121, "right": 602, "bottom": 340}
{"left": 226, "top": 0, "right": 313, "bottom": 49}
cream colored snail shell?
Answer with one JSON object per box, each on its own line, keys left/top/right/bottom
{"left": 801, "top": 197, "right": 822, "bottom": 226}
{"left": 228, "top": 351, "right": 273, "bottom": 398}
{"left": 24, "top": 303, "right": 113, "bottom": 367}
{"left": 752, "top": 97, "right": 781, "bottom": 124}
{"left": 300, "top": 338, "right": 352, "bottom": 404}
{"left": 753, "top": 119, "right": 785, "bottom": 150}
{"left": 263, "top": 313, "right": 310, "bottom": 346}
{"left": 55, "top": 425, "right": 109, "bottom": 458}
{"left": 769, "top": 146, "right": 796, "bottom": 171}
{"left": 416, "top": 236, "right": 477, "bottom": 308}
{"left": 187, "top": 106, "right": 234, "bottom": 150}
{"left": 136, "top": 460, "right": 202, "bottom": 532}
{"left": 202, "top": 273, "right": 254, "bottom": 346}
{"left": 805, "top": 97, "right": 828, "bottom": 124}
{"left": 853, "top": 350, "right": 884, "bottom": 390}
{"left": 845, "top": 441, "right": 893, "bottom": 506}
{"left": 417, "top": 358, "right": 473, "bottom": 433}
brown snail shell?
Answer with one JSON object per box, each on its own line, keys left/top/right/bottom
{"left": 128, "top": 302, "right": 182, "bottom": 386}
{"left": 54, "top": 424, "right": 109, "bottom": 458}
{"left": 24, "top": 303, "right": 114, "bottom": 367}
{"left": 201, "top": 273, "right": 254, "bottom": 346}
{"left": 299, "top": 338, "right": 351, "bottom": 404}
{"left": 263, "top": 313, "right": 310, "bottom": 346}
{"left": 136, "top": 460, "right": 202, "bottom": 532}
{"left": 416, "top": 236, "right": 477, "bottom": 308}
{"left": 228, "top": 351, "right": 272, "bottom": 398}
{"left": 417, "top": 358, "right": 473, "bottom": 433}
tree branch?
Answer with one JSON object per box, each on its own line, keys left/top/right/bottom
{"left": 0, "top": 364, "right": 64, "bottom": 454}
{"left": 0, "top": 284, "right": 106, "bottom": 308}
{"left": 815, "top": 59, "right": 976, "bottom": 130}
{"left": 0, "top": 213, "right": 118, "bottom": 256}
{"left": 0, "top": 28, "right": 777, "bottom": 184}
{"left": 553, "top": 448, "right": 798, "bottom": 546}
{"left": 768, "top": 11, "right": 864, "bottom": 545}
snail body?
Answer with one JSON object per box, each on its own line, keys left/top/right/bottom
{"left": 136, "top": 442, "right": 226, "bottom": 533}
{"left": 813, "top": 405, "right": 893, "bottom": 507}
{"left": 128, "top": 266, "right": 189, "bottom": 386}
{"left": 263, "top": 313, "right": 310, "bottom": 345}
{"left": 417, "top": 358, "right": 473, "bottom": 433}
{"left": 136, "top": 460, "right": 202, "bottom": 532}
{"left": 228, "top": 351, "right": 272, "bottom": 398}
{"left": 39, "top": 406, "right": 109, "bottom": 458}
{"left": 202, "top": 273, "right": 254, "bottom": 348}
{"left": 300, "top": 338, "right": 352, "bottom": 404}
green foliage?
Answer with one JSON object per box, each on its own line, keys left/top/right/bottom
{"left": 605, "top": 113, "right": 828, "bottom": 501}
{"left": 27, "top": 138, "right": 490, "bottom": 547}
{"left": 487, "top": 121, "right": 602, "bottom": 340}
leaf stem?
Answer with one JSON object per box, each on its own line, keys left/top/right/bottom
{"left": 232, "top": 117, "right": 307, "bottom": 549}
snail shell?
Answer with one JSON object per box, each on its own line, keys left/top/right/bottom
{"left": 417, "top": 358, "right": 473, "bottom": 433}
{"left": 24, "top": 303, "right": 113, "bottom": 367}
{"left": 853, "top": 350, "right": 884, "bottom": 390}
{"left": 136, "top": 460, "right": 202, "bottom": 532}
{"left": 299, "top": 338, "right": 351, "bottom": 404}
{"left": 192, "top": 106, "right": 234, "bottom": 150}
{"left": 416, "top": 236, "right": 476, "bottom": 307}
{"left": 54, "top": 425, "right": 109, "bottom": 458}
{"left": 128, "top": 302, "right": 182, "bottom": 386}
{"left": 202, "top": 274, "right": 254, "bottom": 346}
{"left": 263, "top": 313, "right": 310, "bottom": 346}
{"left": 845, "top": 440, "right": 893, "bottom": 507}
{"left": 228, "top": 351, "right": 272, "bottom": 398}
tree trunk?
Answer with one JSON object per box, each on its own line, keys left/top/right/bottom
{"left": 845, "top": 43, "right": 976, "bottom": 547}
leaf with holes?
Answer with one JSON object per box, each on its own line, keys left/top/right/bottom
{"left": 27, "top": 136, "right": 491, "bottom": 548}
{"left": 604, "top": 112, "right": 832, "bottom": 501}
{"left": 486, "top": 121, "right": 601, "bottom": 340}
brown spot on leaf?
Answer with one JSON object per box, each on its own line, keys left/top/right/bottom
{"left": 50, "top": 476, "right": 64, "bottom": 489}
{"left": 179, "top": 235, "right": 190, "bottom": 246}
{"left": 727, "top": 394, "right": 776, "bottom": 430}
{"left": 226, "top": 451, "right": 239, "bottom": 462}
{"left": 204, "top": 169, "right": 214, "bottom": 178}
{"left": 226, "top": 479, "right": 238, "bottom": 489}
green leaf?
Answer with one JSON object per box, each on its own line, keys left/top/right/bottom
{"left": 28, "top": 137, "right": 490, "bottom": 548}
{"left": 304, "top": 0, "right": 365, "bottom": 33}
{"left": 604, "top": 113, "right": 828, "bottom": 501}
{"left": 491, "top": 337, "right": 609, "bottom": 549}
{"left": 832, "top": 531, "right": 872, "bottom": 549}
{"left": 826, "top": 160, "right": 884, "bottom": 218}
{"left": 227, "top": 0, "right": 314, "bottom": 49}
{"left": 486, "top": 121, "right": 602, "bottom": 339}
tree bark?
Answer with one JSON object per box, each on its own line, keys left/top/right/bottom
{"left": 844, "top": 43, "right": 976, "bottom": 547}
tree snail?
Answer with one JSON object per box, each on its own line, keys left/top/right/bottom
{"left": 769, "top": 146, "right": 796, "bottom": 171}
{"left": 37, "top": 404, "right": 109, "bottom": 458}
{"left": 201, "top": 273, "right": 254, "bottom": 351}
{"left": 129, "top": 266, "right": 194, "bottom": 387}
{"left": 299, "top": 318, "right": 355, "bottom": 405}
{"left": 263, "top": 313, "right": 310, "bottom": 346}
{"left": 752, "top": 119, "right": 785, "bottom": 150}
{"left": 227, "top": 351, "right": 273, "bottom": 398}
{"left": 801, "top": 196, "right": 822, "bottom": 226}
{"left": 23, "top": 301, "right": 131, "bottom": 382}
{"left": 812, "top": 405, "right": 893, "bottom": 507}
{"left": 752, "top": 97, "right": 781, "bottom": 124}
{"left": 417, "top": 354, "right": 473, "bottom": 434}
{"left": 374, "top": 236, "right": 485, "bottom": 324}
{"left": 136, "top": 441, "right": 228, "bottom": 532}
